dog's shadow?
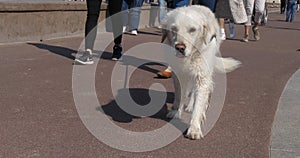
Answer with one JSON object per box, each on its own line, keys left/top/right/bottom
{"left": 97, "top": 88, "right": 188, "bottom": 132}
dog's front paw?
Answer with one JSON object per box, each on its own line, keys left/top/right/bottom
{"left": 166, "top": 110, "right": 181, "bottom": 119}
{"left": 186, "top": 124, "right": 203, "bottom": 140}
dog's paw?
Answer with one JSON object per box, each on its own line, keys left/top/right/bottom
{"left": 186, "top": 125, "right": 203, "bottom": 140}
{"left": 166, "top": 110, "right": 181, "bottom": 119}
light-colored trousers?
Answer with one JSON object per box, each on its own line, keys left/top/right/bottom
{"left": 244, "top": 0, "right": 266, "bottom": 26}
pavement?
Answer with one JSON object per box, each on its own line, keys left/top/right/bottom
{"left": 0, "top": 11, "right": 300, "bottom": 158}
{"left": 271, "top": 70, "right": 300, "bottom": 158}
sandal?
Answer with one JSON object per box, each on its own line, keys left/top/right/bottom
{"left": 157, "top": 70, "right": 172, "bottom": 78}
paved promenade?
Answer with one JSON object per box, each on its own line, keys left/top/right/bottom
{"left": 0, "top": 12, "right": 299, "bottom": 157}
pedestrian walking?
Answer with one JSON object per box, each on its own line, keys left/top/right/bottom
{"left": 122, "top": 0, "right": 144, "bottom": 35}
{"left": 286, "top": 0, "right": 297, "bottom": 22}
{"left": 281, "top": 0, "right": 286, "bottom": 14}
{"left": 215, "top": 0, "right": 247, "bottom": 40}
{"left": 75, "top": 0, "right": 124, "bottom": 64}
{"left": 242, "top": 0, "right": 266, "bottom": 42}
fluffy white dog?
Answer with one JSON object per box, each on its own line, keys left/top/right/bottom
{"left": 161, "top": 5, "right": 241, "bottom": 139}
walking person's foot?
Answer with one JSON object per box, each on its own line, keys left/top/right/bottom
{"left": 241, "top": 34, "right": 249, "bottom": 42}
{"left": 111, "top": 45, "right": 123, "bottom": 61}
{"left": 252, "top": 26, "right": 260, "bottom": 41}
{"left": 129, "top": 30, "right": 138, "bottom": 35}
{"left": 75, "top": 49, "right": 94, "bottom": 65}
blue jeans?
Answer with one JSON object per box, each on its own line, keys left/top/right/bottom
{"left": 194, "top": 0, "right": 217, "bottom": 12}
{"left": 158, "top": 0, "right": 167, "bottom": 23}
{"left": 173, "top": 0, "right": 190, "bottom": 8}
{"left": 286, "top": 0, "right": 297, "bottom": 22}
{"left": 122, "top": 0, "right": 144, "bottom": 31}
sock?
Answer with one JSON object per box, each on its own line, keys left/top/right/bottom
{"left": 220, "top": 28, "right": 225, "bottom": 34}
{"left": 86, "top": 49, "right": 92, "bottom": 55}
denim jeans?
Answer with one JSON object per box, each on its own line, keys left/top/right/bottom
{"left": 173, "top": 0, "right": 190, "bottom": 8}
{"left": 85, "top": 0, "right": 123, "bottom": 50}
{"left": 158, "top": 0, "right": 167, "bottom": 23}
{"left": 286, "top": 0, "right": 297, "bottom": 22}
{"left": 122, "top": 0, "right": 144, "bottom": 31}
{"left": 194, "top": 0, "right": 217, "bottom": 12}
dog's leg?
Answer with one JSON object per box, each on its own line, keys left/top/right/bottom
{"left": 167, "top": 75, "right": 183, "bottom": 119}
{"left": 185, "top": 89, "right": 194, "bottom": 112}
{"left": 186, "top": 77, "right": 212, "bottom": 140}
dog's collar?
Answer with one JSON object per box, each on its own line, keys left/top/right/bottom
{"left": 210, "top": 34, "right": 217, "bottom": 42}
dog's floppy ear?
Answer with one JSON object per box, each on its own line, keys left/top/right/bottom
{"left": 160, "top": 15, "right": 171, "bottom": 44}
{"left": 202, "top": 21, "right": 218, "bottom": 45}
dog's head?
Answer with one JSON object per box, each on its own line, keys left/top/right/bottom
{"left": 161, "top": 5, "right": 220, "bottom": 58}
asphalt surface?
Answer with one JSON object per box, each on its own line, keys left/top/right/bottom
{"left": 0, "top": 12, "right": 299, "bottom": 157}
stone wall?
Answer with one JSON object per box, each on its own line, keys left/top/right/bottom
{"left": 0, "top": 2, "right": 106, "bottom": 43}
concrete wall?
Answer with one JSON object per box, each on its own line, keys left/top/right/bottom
{"left": 266, "top": 0, "right": 280, "bottom": 3}
{"left": 0, "top": 2, "right": 157, "bottom": 44}
{"left": 0, "top": 2, "right": 106, "bottom": 43}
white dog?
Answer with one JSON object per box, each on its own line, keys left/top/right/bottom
{"left": 161, "top": 5, "right": 241, "bottom": 139}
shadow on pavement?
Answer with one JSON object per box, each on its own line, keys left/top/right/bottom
{"left": 28, "top": 43, "right": 166, "bottom": 76}
{"left": 95, "top": 51, "right": 166, "bottom": 75}
{"left": 265, "top": 25, "right": 300, "bottom": 31}
{"left": 96, "top": 88, "right": 188, "bottom": 133}
{"left": 136, "top": 30, "right": 161, "bottom": 36}
{"left": 27, "top": 43, "right": 76, "bottom": 60}
{"left": 97, "top": 88, "right": 173, "bottom": 123}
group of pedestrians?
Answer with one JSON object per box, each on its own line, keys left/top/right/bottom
{"left": 75, "top": 0, "right": 267, "bottom": 68}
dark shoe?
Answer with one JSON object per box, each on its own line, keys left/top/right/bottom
{"left": 75, "top": 50, "right": 93, "bottom": 65}
{"left": 157, "top": 70, "right": 172, "bottom": 78}
{"left": 252, "top": 26, "right": 260, "bottom": 41}
{"left": 112, "top": 45, "right": 123, "bottom": 61}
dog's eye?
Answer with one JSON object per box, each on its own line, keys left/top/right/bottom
{"left": 189, "top": 27, "right": 196, "bottom": 33}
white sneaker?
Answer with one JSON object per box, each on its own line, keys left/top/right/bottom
{"left": 130, "top": 30, "right": 138, "bottom": 35}
{"left": 122, "top": 26, "right": 127, "bottom": 33}
{"left": 220, "top": 32, "right": 226, "bottom": 40}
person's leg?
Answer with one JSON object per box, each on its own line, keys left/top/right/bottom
{"left": 242, "top": 0, "right": 254, "bottom": 42}
{"left": 218, "top": 18, "right": 226, "bottom": 40}
{"left": 229, "top": 20, "right": 235, "bottom": 38}
{"left": 158, "top": 0, "right": 167, "bottom": 23}
{"left": 290, "top": 1, "right": 297, "bottom": 22}
{"left": 121, "top": 0, "right": 129, "bottom": 32}
{"left": 109, "top": 0, "right": 124, "bottom": 60}
{"left": 281, "top": 0, "right": 284, "bottom": 13}
{"left": 128, "top": 0, "right": 144, "bottom": 33}
{"left": 76, "top": 0, "right": 102, "bottom": 65}
{"left": 286, "top": 1, "right": 291, "bottom": 21}
{"left": 85, "top": 0, "right": 102, "bottom": 51}
{"left": 254, "top": 0, "right": 265, "bottom": 24}
{"left": 252, "top": 0, "right": 265, "bottom": 41}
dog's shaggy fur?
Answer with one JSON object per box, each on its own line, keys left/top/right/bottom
{"left": 162, "top": 5, "right": 241, "bottom": 139}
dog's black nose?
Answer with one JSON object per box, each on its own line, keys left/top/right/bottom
{"left": 175, "top": 44, "right": 186, "bottom": 54}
